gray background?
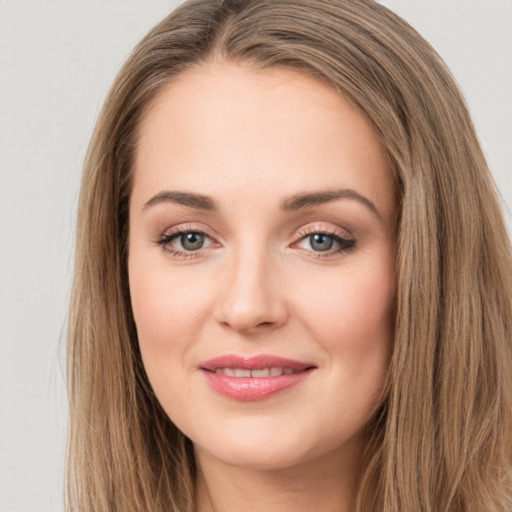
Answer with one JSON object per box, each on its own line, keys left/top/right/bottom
{"left": 0, "top": 1, "right": 510, "bottom": 511}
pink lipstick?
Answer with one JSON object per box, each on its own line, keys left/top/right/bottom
{"left": 199, "top": 354, "right": 316, "bottom": 401}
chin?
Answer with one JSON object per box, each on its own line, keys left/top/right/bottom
{"left": 197, "top": 440, "right": 310, "bottom": 471}
{"left": 191, "top": 419, "right": 361, "bottom": 472}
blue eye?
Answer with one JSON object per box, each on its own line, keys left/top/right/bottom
{"left": 179, "top": 232, "right": 206, "bottom": 251}
{"left": 309, "top": 233, "right": 335, "bottom": 252}
{"left": 297, "top": 231, "right": 355, "bottom": 255}
{"left": 157, "top": 229, "right": 213, "bottom": 255}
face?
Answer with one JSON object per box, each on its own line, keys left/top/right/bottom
{"left": 128, "top": 62, "right": 396, "bottom": 471}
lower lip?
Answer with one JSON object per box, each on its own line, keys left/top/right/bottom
{"left": 201, "top": 369, "right": 313, "bottom": 401}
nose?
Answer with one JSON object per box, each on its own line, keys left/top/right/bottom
{"left": 214, "top": 248, "right": 288, "bottom": 334}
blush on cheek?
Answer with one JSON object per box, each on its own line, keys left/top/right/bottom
{"left": 130, "top": 265, "right": 213, "bottom": 372}
{"left": 300, "top": 268, "right": 393, "bottom": 336}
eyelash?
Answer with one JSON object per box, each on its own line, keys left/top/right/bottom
{"left": 294, "top": 226, "right": 355, "bottom": 259}
{"left": 155, "top": 224, "right": 356, "bottom": 260}
{"left": 155, "top": 225, "right": 213, "bottom": 260}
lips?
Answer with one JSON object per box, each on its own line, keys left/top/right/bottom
{"left": 199, "top": 354, "right": 316, "bottom": 401}
{"left": 212, "top": 367, "right": 300, "bottom": 377}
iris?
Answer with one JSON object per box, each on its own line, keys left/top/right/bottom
{"left": 309, "top": 233, "right": 334, "bottom": 252}
{"left": 181, "top": 232, "right": 205, "bottom": 251}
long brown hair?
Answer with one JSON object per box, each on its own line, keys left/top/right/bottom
{"left": 67, "top": 1, "right": 512, "bottom": 510}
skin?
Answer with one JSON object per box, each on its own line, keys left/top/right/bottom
{"left": 128, "top": 61, "right": 397, "bottom": 512}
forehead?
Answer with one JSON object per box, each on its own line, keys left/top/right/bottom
{"left": 132, "top": 61, "right": 395, "bottom": 220}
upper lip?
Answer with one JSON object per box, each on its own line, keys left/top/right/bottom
{"left": 200, "top": 354, "right": 316, "bottom": 371}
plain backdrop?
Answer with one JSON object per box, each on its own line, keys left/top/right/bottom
{"left": 0, "top": 1, "right": 510, "bottom": 511}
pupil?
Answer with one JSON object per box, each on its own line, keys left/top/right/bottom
{"left": 181, "top": 232, "right": 204, "bottom": 251}
{"left": 310, "top": 233, "right": 333, "bottom": 252}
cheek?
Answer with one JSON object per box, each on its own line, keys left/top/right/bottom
{"left": 301, "top": 260, "right": 394, "bottom": 327}
{"left": 293, "top": 259, "right": 395, "bottom": 375}
{"left": 294, "top": 264, "right": 395, "bottom": 439}
{"left": 128, "top": 254, "right": 212, "bottom": 368}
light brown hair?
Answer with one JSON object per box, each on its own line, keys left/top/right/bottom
{"left": 67, "top": 1, "right": 512, "bottom": 510}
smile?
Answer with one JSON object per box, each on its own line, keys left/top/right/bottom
{"left": 211, "top": 367, "right": 301, "bottom": 377}
{"left": 199, "top": 354, "right": 316, "bottom": 401}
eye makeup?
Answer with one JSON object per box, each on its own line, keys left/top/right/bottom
{"left": 292, "top": 225, "right": 355, "bottom": 259}
{"left": 154, "top": 222, "right": 356, "bottom": 260}
{"left": 154, "top": 224, "right": 218, "bottom": 259}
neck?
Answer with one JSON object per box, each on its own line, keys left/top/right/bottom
{"left": 194, "top": 440, "right": 364, "bottom": 512}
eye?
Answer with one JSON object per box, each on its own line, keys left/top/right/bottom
{"left": 295, "top": 229, "right": 355, "bottom": 256}
{"left": 308, "top": 233, "right": 336, "bottom": 252}
{"left": 156, "top": 228, "right": 215, "bottom": 257}
{"left": 177, "top": 232, "right": 209, "bottom": 251}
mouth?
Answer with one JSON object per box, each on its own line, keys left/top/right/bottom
{"left": 199, "top": 354, "right": 317, "bottom": 401}
{"left": 207, "top": 367, "right": 305, "bottom": 377}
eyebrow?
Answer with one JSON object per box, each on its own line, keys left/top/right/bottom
{"left": 143, "top": 191, "right": 218, "bottom": 211}
{"left": 281, "top": 188, "right": 382, "bottom": 219}
{"left": 142, "top": 188, "right": 381, "bottom": 219}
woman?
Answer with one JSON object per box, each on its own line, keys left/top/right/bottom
{"left": 67, "top": 0, "right": 512, "bottom": 510}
